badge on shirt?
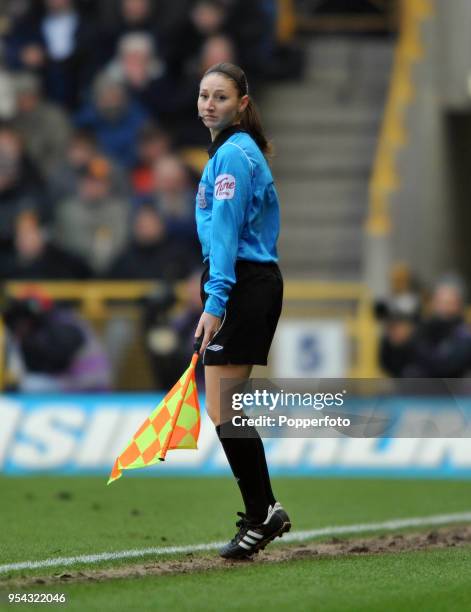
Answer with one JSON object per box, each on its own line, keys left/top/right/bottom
{"left": 197, "top": 184, "right": 207, "bottom": 208}
{"left": 215, "top": 174, "right": 236, "bottom": 200}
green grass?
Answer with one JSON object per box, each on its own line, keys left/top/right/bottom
{"left": 1, "top": 477, "right": 471, "bottom": 611}
{"left": 1, "top": 476, "right": 470, "bottom": 569}
{"left": 2, "top": 547, "right": 471, "bottom": 612}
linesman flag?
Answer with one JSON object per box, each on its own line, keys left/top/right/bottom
{"left": 107, "top": 349, "right": 201, "bottom": 485}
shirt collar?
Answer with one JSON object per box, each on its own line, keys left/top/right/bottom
{"left": 207, "top": 124, "right": 246, "bottom": 159}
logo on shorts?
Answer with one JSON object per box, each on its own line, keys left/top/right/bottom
{"left": 197, "top": 184, "right": 207, "bottom": 208}
{"left": 207, "top": 344, "right": 224, "bottom": 351}
{"left": 214, "top": 174, "right": 236, "bottom": 200}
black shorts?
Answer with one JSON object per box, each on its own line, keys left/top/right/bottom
{"left": 200, "top": 260, "right": 283, "bottom": 366}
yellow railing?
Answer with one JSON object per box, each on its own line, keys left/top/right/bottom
{"left": 1, "top": 280, "right": 380, "bottom": 386}
{"left": 366, "top": 0, "right": 434, "bottom": 237}
{"left": 5, "top": 281, "right": 172, "bottom": 320}
{"left": 277, "top": 0, "right": 297, "bottom": 43}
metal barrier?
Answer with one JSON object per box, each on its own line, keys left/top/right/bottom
{"left": 0, "top": 280, "right": 381, "bottom": 389}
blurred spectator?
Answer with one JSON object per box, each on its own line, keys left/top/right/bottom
{"left": 380, "top": 275, "right": 471, "bottom": 378}
{"left": 166, "top": 0, "right": 231, "bottom": 77}
{"left": 106, "top": 32, "right": 201, "bottom": 140}
{"left": 0, "top": 124, "right": 49, "bottom": 254}
{"left": 0, "top": 210, "right": 91, "bottom": 279}
{"left": 152, "top": 154, "right": 198, "bottom": 240}
{"left": 413, "top": 276, "right": 471, "bottom": 377}
{"left": 119, "top": 0, "right": 160, "bottom": 34}
{"left": 48, "top": 128, "right": 129, "bottom": 201}
{"left": 375, "top": 263, "right": 422, "bottom": 330}
{"left": 226, "top": 0, "right": 277, "bottom": 77}
{"left": 106, "top": 33, "right": 164, "bottom": 119}
{"left": 144, "top": 268, "right": 204, "bottom": 389}
{"left": 5, "top": 0, "right": 96, "bottom": 109}
{"left": 95, "top": 0, "right": 165, "bottom": 70}
{"left": 108, "top": 203, "right": 198, "bottom": 280}
{"left": 198, "top": 34, "right": 236, "bottom": 74}
{"left": 75, "top": 72, "right": 150, "bottom": 168}
{"left": 377, "top": 293, "right": 421, "bottom": 378}
{"left": 12, "top": 71, "right": 72, "bottom": 179}
{"left": 3, "top": 1, "right": 47, "bottom": 71}
{"left": 131, "top": 123, "right": 172, "bottom": 197}
{"left": 167, "top": 0, "right": 275, "bottom": 78}
{"left": 0, "top": 122, "right": 43, "bottom": 187}
{"left": 3, "top": 288, "right": 112, "bottom": 391}
{"left": 54, "top": 156, "right": 130, "bottom": 274}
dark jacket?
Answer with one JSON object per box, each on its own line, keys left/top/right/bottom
{"left": 74, "top": 100, "right": 149, "bottom": 168}
{"left": 0, "top": 242, "right": 92, "bottom": 280}
{"left": 0, "top": 178, "right": 47, "bottom": 251}
{"left": 381, "top": 316, "right": 471, "bottom": 378}
{"left": 5, "top": 10, "right": 97, "bottom": 109}
{"left": 108, "top": 237, "right": 199, "bottom": 281}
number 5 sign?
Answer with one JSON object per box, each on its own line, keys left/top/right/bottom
{"left": 272, "top": 320, "right": 348, "bottom": 378}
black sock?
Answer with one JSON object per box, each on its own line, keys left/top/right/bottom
{"left": 254, "top": 432, "right": 276, "bottom": 507}
{"left": 216, "top": 420, "right": 276, "bottom": 522}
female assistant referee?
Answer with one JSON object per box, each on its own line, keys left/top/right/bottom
{"left": 194, "top": 62, "right": 291, "bottom": 559}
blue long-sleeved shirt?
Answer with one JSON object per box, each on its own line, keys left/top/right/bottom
{"left": 195, "top": 126, "right": 280, "bottom": 317}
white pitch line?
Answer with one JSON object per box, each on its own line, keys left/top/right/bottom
{"left": 1, "top": 511, "right": 470, "bottom": 575}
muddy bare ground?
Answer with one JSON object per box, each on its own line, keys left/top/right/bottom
{"left": 2, "top": 525, "right": 471, "bottom": 589}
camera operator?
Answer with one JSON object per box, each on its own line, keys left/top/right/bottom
{"left": 3, "top": 288, "right": 111, "bottom": 391}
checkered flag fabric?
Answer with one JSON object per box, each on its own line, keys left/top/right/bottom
{"left": 107, "top": 353, "right": 200, "bottom": 484}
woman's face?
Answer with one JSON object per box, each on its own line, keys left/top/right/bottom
{"left": 198, "top": 73, "right": 248, "bottom": 133}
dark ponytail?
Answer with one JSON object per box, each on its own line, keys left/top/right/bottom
{"left": 203, "top": 62, "right": 273, "bottom": 158}
{"left": 240, "top": 97, "right": 273, "bottom": 158}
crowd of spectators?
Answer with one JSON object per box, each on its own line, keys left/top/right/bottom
{"left": 0, "top": 0, "right": 284, "bottom": 283}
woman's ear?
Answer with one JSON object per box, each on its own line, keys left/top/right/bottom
{"left": 239, "top": 95, "right": 249, "bottom": 114}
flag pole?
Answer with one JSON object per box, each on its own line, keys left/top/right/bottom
{"left": 159, "top": 337, "right": 202, "bottom": 460}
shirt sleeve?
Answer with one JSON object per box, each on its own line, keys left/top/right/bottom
{"left": 204, "top": 144, "right": 252, "bottom": 317}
